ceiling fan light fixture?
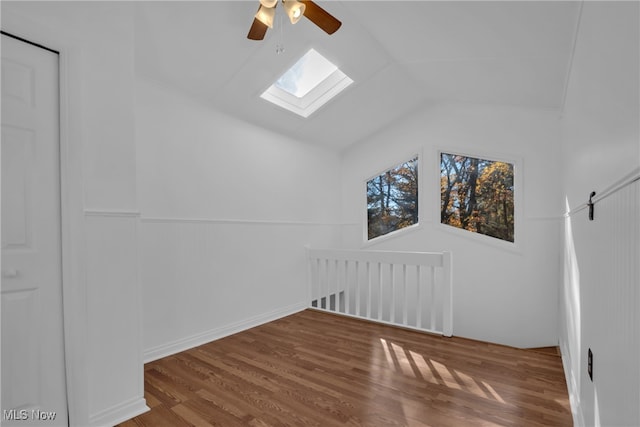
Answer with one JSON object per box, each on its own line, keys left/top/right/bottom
{"left": 248, "top": 0, "right": 341, "bottom": 40}
{"left": 255, "top": 5, "right": 276, "bottom": 28}
{"left": 283, "top": 0, "right": 306, "bottom": 24}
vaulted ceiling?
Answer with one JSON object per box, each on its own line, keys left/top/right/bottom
{"left": 134, "top": 1, "right": 581, "bottom": 150}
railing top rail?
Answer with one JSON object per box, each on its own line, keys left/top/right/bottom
{"left": 307, "top": 248, "right": 447, "bottom": 267}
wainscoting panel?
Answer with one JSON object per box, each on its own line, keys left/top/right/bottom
{"left": 560, "top": 173, "right": 639, "bottom": 426}
{"left": 84, "top": 212, "right": 148, "bottom": 425}
{"left": 139, "top": 217, "right": 342, "bottom": 362}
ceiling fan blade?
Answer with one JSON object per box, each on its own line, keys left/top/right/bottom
{"left": 300, "top": 0, "right": 342, "bottom": 35}
{"left": 247, "top": 17, "right": 269, "bottom": 40}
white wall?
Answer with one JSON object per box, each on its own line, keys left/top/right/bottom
{"left": 560, "top": 2, "right": 639, "bottom": 209}
{"left": 135, "top": 78, "right": 343, "bottom": 361}
{"left": 559, "top": 2, "right": 640, "bottom": 426}
{"left": 4, "top": 2, "right": 636, "bottom": 426}
{"left": 1, "top": 2, "right": 146, "bottom": 426}
{"left": 341, "top": 103, "right": 563, "bottom": 348}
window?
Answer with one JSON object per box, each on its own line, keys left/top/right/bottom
{"left": 440, "top": 152, "right": 514, "bottom": 242}
{"left": 274, "top": 49, "right": 337, "bottom": 98}
{"left": 367, "top": 157, "right": 419, "bottom": 240}
{"left": 260, "top": 49, "right": 353, "bottom": 118}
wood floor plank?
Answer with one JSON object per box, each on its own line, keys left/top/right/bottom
{"left": 119, "top": 310, "right": 572, "bottom": 426}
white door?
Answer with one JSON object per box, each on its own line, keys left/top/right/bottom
{"left": 1, "top": 34, "right": 68, "bottom": 426}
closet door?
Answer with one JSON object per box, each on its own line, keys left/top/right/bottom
{"left": 1, "top": 34, "right": 68, "bottom": 426}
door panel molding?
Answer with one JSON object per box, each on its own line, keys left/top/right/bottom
{"left": 1, "top": 15, "right": 90, "bottom": 425}
{"left": 1, "top": 32, "right": 67, "bottom": 425}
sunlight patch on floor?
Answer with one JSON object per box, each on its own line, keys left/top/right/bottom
{"left": 391, "top": 342, "right": 416, "bottom": 377}
{"left": 482, "top": 381, "right": 506, "bottom": 404}
{"left": 555, "top": 396, "right": 571, "bottom": 412}
{"left": 380, "top": 338, "right": 507, "bottom": 404}
{"left": 408, "top": 349, "right": 440, "bottom": 384}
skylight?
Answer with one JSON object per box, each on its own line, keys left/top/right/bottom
{"left": 261, "top": 49, "right": 353, "bottom": 118}
{"left": 274, "top": 49, "right": 338, "bottom": 98}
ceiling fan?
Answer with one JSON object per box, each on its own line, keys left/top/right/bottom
{"left": 248, "top": 0, "right": 342, "bottom": 40}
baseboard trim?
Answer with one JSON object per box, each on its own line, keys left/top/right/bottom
{"left": 143, "top": 302, "right": 308, "bottom": 363}
{"left": 88, "top": 397, "right": 149, "bottom": 427}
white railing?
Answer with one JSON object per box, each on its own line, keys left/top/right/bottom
{"left": 307, "top": 248, "right": 452, "bottom": 337}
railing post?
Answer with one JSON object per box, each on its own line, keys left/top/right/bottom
{"left": 355, "top": 261, "right": 361, "bottom": 316}
{"left": 324, "top": 258, "right": 330, "bottom": 310}
{"left": 416, "top": 265, "right": 422, "bottom": 329}
{"left": 345, "top": 260, "right": 350, "bottom": 315}
{"left": 366, "top": 261, "right": 372, "bottom": 318}
{"left": 377, "top": 263, "right": 383, "bottom": 321}
{"left": 402, "top": 264, "right": 408, "bottom": 326}
{"left": 305, "top": 245, "right": 312, "bottom": 308}
{"left": 430, "top": 266, "right": 436, "bottom": 331}
{"left": 442, "top": 251, "right": 453, "bottom": 337}
{"left": 335, "top": 259, "right": 340, "bottom": 312}
{"left": 390, "top": 264, "right": 396, "bottom": 323}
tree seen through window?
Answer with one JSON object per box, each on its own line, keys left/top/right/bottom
{"left": 440, "top": 153, "right": 514, "bottom": 242}
{"left": 367, "top": 157, "right": 418, "bottom": 240}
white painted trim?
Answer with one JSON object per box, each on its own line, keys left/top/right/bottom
{"left": 132, "top": 217, "right": 146, "bottom": 406}
{"left": 308, "top": 248, "right": 445, "bottom": 267}
{"left": 525, "top": 216, "right": 564, "bottom": 222}
{"left": 362, "top": 222, "right": 423, "bottom": 248}
{"left": 88, "top": 397, "right": 149, "bottom": 427}
{"left": 435, "top": 146, "right": 524, "bottom": 253}
{"left": 140, "top": 216, "right": 344, "bottom": 226}
{"left": 143, "top": 302, "right": 308, "bottom": 363}
{"left": 261, "top": 67, "right": 353, "bottom": 118}
{"left": 84, "top": 209, "right": 140, "bottom": 218}
{"left": 58, "top": 44, "right": 92, "bottom": 427}
{"left": 437, "top": 221, "right": 523, "bottom": 254}
{"left": 2, "top": 9, "right": 147, "bottom": 426}
{"left": 1, "top": 11, "right": 93, "bottom": 425}
{"left": 441, "top": 251, "right": 453, "bottom": 337}
{"left": 307, "top": 248, "right": 453, "bottom": 337}
{"left": 363, "top": 151, "right": 422, "bottom": 244}
{"left": 565, "top": 167, "right": 640, "bottom": 217}
{"left": 259, "top": 48, "right": 354, "bottom": 118}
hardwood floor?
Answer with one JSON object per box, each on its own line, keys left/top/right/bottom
{"left": 119, "top": 310, "right": 572, "bottom": 427}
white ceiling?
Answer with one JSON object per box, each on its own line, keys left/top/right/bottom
{"left": 134, "top": 1, "right": 581, "bottom": 150}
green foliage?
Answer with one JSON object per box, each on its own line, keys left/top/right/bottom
{"left": 367, "top": 157, "right": 418, "bottom": 240}
{"left": 440, "top": 153, "right": 514, "bottom": 242}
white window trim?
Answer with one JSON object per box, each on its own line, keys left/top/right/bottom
{"left": 363, "top": 221, "right": 422, "bottom": 247}
{"left": 435, "top": 147, "right": 524, "bottom": 253}
{"left": 260, "top": 51, "right": 353, "bottom": 118}
{"left": 363, "top": 152, "right": 422, "bottom": 245}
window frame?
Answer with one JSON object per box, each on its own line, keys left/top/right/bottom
{"left": 436, "top": 147, "right": 523, "bottom": 252}
{"left": 260, "top": 48, "right": 353, "bottom": 118}
{"left": 363, "top": 152, "right": 422, "bottom": 245}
